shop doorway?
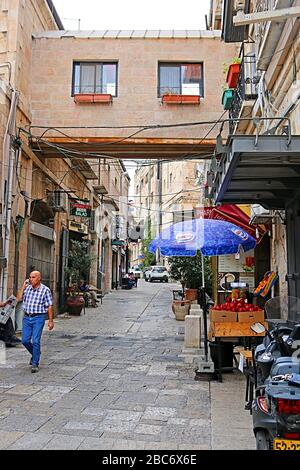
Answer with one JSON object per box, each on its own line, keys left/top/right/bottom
{"left": 27, "top": 233, "right": 54, "bottom": 288}
{"left": 27, "top": 200, "right": 55, "bottom": 289}
{"left": 254, "top": 233, "right": 271, "bottom": 307}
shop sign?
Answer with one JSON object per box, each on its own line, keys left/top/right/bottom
{"left": 218, "top": 252, "right": 255, "bottom": 292}
{"left": 112, "top": 214, "right": 126, "bottom": 240}
{"left": 68, "top": 221, "right": 88, "bottom": 234}
{"left": 112, "top": 240, "right": 124, "bottom": 246}
{"left": 70, "top": 200, "right": 91, "bottom": 218}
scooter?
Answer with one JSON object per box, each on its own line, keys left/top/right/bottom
{"left": 250, "top": 297, "right": 300, "bottom": 450}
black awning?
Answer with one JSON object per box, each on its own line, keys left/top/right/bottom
{"left": 207, "top": 135, "right": 300, "bottom": 209}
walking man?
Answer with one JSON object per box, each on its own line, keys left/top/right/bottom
{"left": 17, "top": 271, "right": 54, "bottom": 373}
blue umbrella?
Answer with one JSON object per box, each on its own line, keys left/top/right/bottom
{"left": 148, "top": 218, "right": 256, "bottom": 365}
{"left": 148, "top": 218, "right": 256, "bottom": 257}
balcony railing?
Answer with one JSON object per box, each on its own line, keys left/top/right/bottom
{"left": 254, "top": 0, "right": 278, "bottom": 67}
{"left": 229, "top": 50, "right": 259, "bottom": 134}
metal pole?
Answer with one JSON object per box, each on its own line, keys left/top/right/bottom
{"left": 0, "top": 90, "right": 18, "bottom": 301}
{"left": 1, "top": 145, "right": 15, "bottom": 301}
{"left": 201, "top": 252, "right": 209, "bottom": 361}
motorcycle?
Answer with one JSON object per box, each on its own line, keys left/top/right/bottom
{"left": 250, "top": 297, "right": 300, "bottom": 450}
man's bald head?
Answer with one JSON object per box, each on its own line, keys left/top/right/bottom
{"left": 29, "top": 271, "right": 42, "bottom": 288}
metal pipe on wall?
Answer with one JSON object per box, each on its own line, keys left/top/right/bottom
{"left": 0, "top": 90, "right": 19, "bottom": 301}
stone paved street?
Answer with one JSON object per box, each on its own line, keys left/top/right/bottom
{"left": 0, "top": 281, "right": 255, "bottom": 450}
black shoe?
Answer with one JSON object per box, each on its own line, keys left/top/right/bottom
{"left": 11, "top": 335, "right": 22, "bottom": 343}
{"left": 31, "top": 365, "right": 39, "bottom": 373}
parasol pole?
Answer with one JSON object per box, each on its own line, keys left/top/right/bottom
{"left": 201, "top": 252, "right": 209, "bottom": 362}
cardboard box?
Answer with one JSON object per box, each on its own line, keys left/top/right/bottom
{"left": 238, "top": 310, "right": 265, "bottom": 323}
{"left": 209, "top": 309, "right": 238, "bottom": 322}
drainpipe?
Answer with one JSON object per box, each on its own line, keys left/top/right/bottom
{"left": 156, "top": 161, "right": 162, "bottom": 263}
{"left": 0, "top": 89, "right": 19, "bottom": 301}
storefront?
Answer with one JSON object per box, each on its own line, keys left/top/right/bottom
{"left": 206, "top": 134, "right": 300, "bottom": 318}
{"left": 27, "top": 200, "right": 55, "bottom": 289}
{"left": 195, "top": 204, "right": 269, "bottom": 305}
{"left": 27, "top": 221, "right": 55, "bottom": 288}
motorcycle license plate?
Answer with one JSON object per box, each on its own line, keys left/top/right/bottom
{"left": 274, "top": 439, "right": 300, "bottom": 450}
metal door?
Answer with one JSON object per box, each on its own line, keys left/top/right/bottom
{"left": 27, "top": 235, "right": 54, "bottom": 288}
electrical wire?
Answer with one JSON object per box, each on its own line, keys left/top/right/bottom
{"left": 37, "top": 126, "right": 151, "bottom": 146}
{"left": 14, "top": 108, "right": 226, "bottom": 212}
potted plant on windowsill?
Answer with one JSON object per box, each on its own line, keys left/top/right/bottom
{"left": 223, "top": 57, "right": 241, "bottom": 89}
{"left": 74, "top": 93, "right": 113, "bottom": 104}
{"left": 65, "top": 240, "right": 94, "bottom": 315}
{"left": 222, "top": 86, "right": 235, "bottom": 110}
{"left": 162, "top": 89, "right": 200, "bottom": 105}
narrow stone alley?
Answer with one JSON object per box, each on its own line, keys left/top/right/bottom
{"left": 0, "top": 281, "right": 255, "bottom": 450}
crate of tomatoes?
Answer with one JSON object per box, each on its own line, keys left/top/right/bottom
{"left": 210, "top": 296, "right": 264, "bottom": 323}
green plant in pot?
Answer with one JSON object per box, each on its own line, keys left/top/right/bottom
{"left": 222, "top": 86, "right": 234, "bottom": 110}
{"left": 223, "top": 57, "right": 241, "bottom": 89}
{"left": 168, "top": 252, "right": 212, "bottom": 301}
{"left": 65, "top": 240, "right": 94, "bottom": 315}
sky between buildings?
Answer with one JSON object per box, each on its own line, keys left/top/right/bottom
{"left": 53, "top": 0, "right": 212, "bottom": 198}
{"left": 53, "top": 0, "right": 211, "bottom": 31}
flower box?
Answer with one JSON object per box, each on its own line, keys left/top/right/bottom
{"left": 162, "top": 94, "right": 200, "bottom": 104}
{"left": 222, "top": 88, "right": 234, "bottom": 110}
{"left": 226, "top": 63, "right": 241, "bottom": 88}
{"left": 74, "top": 93, "right": 113, "bottom": 104}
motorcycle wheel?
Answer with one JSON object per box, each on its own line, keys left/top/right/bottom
{"left": 255, "top": 430, "right": 272, "bottom": 450}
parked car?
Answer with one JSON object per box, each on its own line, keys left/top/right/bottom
{"left": 144, "top": 267, "right": 153, "bottom": 281}
{"left": 129, "top": 266, "right": 142, "bottom": 279}
{"left": 147, "top": 266, "right": 170, "bottom": 283}
{"left": 143, "top": 267, "right": 151, "bottom": 280}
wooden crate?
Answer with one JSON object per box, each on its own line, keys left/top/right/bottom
{"left": 238, "top": 310, "right": 265, "bottom": 323}
{"left": 209, "top": 309, "right": 238, "bottom": 322}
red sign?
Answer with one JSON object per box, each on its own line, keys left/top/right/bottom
{"left": 194, "top": 205, "right": 265, "bottom": 241}
{"left": 70, "top": 201, "right": 91, "bottom": 217}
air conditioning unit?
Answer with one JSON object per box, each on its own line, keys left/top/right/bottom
{"left": 47, "top": 191, "right": 68, "bottom": 213}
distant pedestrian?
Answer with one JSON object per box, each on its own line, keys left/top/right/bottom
{"left": 17, "top": 271, "right": 54, "bottom": 373}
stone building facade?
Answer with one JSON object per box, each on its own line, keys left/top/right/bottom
{"left": 0, "top": 1, "right": 130, "bottom": 310}
{"left": 207, "top": 0, "right": 300, "bottom": 301}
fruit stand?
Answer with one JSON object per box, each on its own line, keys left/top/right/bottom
{"left": 209, "top": 293, "right": 267, "bottom": 382}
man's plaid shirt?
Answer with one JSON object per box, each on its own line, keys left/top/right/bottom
{"left": 23, "top": 283, "right": 53, "bottom": 314}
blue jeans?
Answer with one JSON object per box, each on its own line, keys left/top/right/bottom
{"left": 22, "top": 315, "right": 46, "bottom": 366}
